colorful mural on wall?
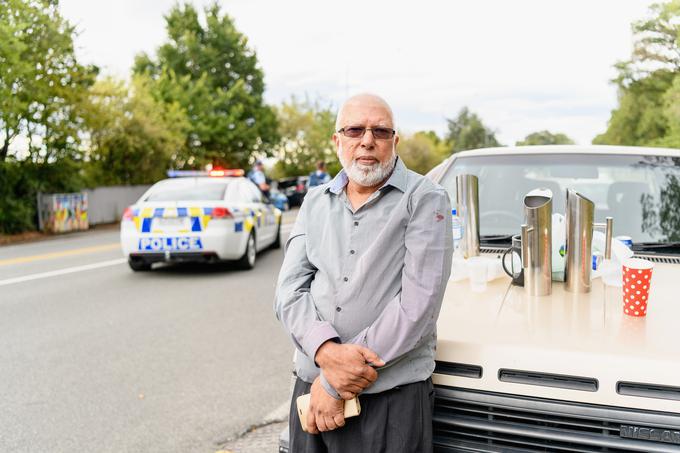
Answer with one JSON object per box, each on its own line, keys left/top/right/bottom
{"left": 39, "top": 193, "right": 89, "bottom": 233}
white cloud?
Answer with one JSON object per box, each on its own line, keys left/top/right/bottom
{"left": 59, "top": 0, "right": 654, "bottom": 145}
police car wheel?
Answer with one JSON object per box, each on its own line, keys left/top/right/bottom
{"left": 237, "top": 233, "right": 256, "bottom": 270}
{"left": 270, "top": 220, "right": 282, "bottom": 250}
{"left": 128, "top": 258, "right": 152, "bottom": 272}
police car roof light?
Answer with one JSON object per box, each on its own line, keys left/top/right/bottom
{"left": 167, "top": 170, "right": 206, "bottom": 177}
{"left": 166, "top": 169, "right": 245, "bottom": 178}
{"left": 210, "top": 169, "right": 244, "bottom": 177}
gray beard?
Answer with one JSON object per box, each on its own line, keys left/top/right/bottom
{"left": 338, "top": 146, "right": 397, "bottom": 187}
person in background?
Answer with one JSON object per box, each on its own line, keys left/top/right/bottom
{"left": 308, "top": 161, "right": 331, "bottom": 188}
{"left": 248, "top": 159, "right": 270, "bottom": 198}
{"left": 275, "top": 93, "right": 453, "bottom": 452}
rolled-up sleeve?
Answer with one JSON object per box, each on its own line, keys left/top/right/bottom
{"left": 274, "top": 202, "right": 340, "bottom": 362}
{"left": 349, "top": 188, "right": 453, "bottom": 363}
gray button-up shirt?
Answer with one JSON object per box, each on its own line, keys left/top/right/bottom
{"left": 274, "top": 158, "right": 453, "bottom": 395}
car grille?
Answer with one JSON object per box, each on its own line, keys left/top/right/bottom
{"left": 434, "top": 386, "right": 680, "bottom": 452}
{"left": 633, "top": 254, "right": 680, "bottom": 265}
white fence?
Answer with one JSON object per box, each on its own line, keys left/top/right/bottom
{"left": 84, "top": 185, "right": 150, "bottom": 225}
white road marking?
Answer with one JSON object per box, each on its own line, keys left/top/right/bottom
{"left": 0, "top": 258, "right": 127, "bottom": 287}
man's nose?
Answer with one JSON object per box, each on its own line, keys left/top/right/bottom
{"left": 360, "top": 128, "right": 376, "bottom": 148}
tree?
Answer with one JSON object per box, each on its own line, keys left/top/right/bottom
{"left": 271, "top": 95, "right": 338, "bottom": 178}
{"left": 82, "top": 76, "right": 189, "bottom": 185}
{"left": 397, "top": 131, "right": 448, "bottom": 175}
{"left": 445, "top": 107, "right": 501, "bottom": 153}
{"left": 593, "top": 70, "right": 675, "bottom": 145}
{"left": 516, "top": 130, "right": 575, "bottom": 146}
{"left": 0, "top": 0, "right": 97, "bottom": 163}
{"left": 594, "top": 1, "right": 679, "bottom": 146}
{"left": 660, "top": 73, "right": 680, "bottom": 147}
{"left": 133, "top": 2, "right": 277, "bottom": 169}
{"left": 613, "top": 0, "right": 680, "bottom": 87}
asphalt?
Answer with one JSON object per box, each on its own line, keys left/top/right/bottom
{"left": 0, "top": 210, "right": 299, "bottom": 452}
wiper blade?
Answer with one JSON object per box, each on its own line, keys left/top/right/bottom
{"left": 631, "top": 242, "right": 680, "bottom": 251}
{"left": 480, "top": 234, "right": 514, "bottom": 244}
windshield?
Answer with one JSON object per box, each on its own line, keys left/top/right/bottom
{"left": 145, "top": 182, "right": 229, "bottom": 201}
{"left": 438, "top": 153, "right": 680, "bottom": 244}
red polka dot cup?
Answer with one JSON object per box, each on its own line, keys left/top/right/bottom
{"left": 622, "top": 258, "right": 654, "bottom": 317}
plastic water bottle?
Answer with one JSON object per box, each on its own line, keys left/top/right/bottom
{"left": 451, "top": 209, "right": 463, "bottom": 251}
{"left": 592, "top": 253, "right": 603, "bottom": 271}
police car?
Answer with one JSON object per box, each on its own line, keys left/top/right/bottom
{"left": 120, "top": 169, "right": 282, "bottom": 271}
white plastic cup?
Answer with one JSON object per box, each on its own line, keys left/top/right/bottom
{"left": 622, "top": 258, "right": 654, "bottom": 317}
{"left": 468, "top": 257, "right": 488, "bottom": 292}
{"left": 600, "top": 259, "right": 622, "bottom": 287}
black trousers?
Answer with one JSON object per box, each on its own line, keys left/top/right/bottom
{"left": 288, "top": 377, "right": 434, "bottom": 453}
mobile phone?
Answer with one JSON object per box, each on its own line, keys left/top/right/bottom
{"left": 296, "top": 393, "right": 361, "bottom": 432}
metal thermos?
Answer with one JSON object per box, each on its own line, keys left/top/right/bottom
{"left": 521, "top": 189, "right": 553, "bottom": 296}
{"left": 565, "top": 189, "right": 613, "bottom": 293}
{"left": 455, "top": 174, "right": 480, "bottom": 258}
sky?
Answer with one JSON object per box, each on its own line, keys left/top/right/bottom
{"left": 59, "top": 0, "right": 655, "bottom": 146}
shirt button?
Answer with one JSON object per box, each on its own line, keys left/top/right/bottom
{"left": 343, "top": 277, "right": 348, "bottom": 282}
{"left": 336, "top": 306, "right": 342, "bottom": 312}
{"left": 354, "top": 221, "right": 359, "bottom": 226}
{"left": 350, "top": 250, "right": 355, "bottom": 255}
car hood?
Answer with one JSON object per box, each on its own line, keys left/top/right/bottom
{"left": 435, "top": 255, "right": 680, "bottom": 413}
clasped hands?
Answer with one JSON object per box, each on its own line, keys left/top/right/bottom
{"left": 305, "top": 341, "right": 384, "bottom": 434}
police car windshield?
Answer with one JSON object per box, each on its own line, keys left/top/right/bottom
{"left": 146, "top": 182, "right": 229, "bottom": 201}
{"left": 439, "top": 154, "right": 680, "bottom": 245}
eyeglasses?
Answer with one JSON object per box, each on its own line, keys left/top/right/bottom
{"left": 337, "top": 126, "right": 396, "bottom": 140}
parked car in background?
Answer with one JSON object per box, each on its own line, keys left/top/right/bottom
{"left": 268, "top": 182, "right": 290, "bottom": 211}
{"left": 277, "top": 176, "right": 308, "bottom": 207}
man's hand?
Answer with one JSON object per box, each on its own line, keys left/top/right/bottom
{"left": 306, "top": 377, "right": 345, "bottom": 434}
{"left": 315, "top": 341, "right": 385, "bottom": 399}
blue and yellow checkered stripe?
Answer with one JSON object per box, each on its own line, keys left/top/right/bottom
{"left": 132, "top": 206, "right": 278, "bottom": 234}
{"left": 132, "top": 207, "right": 214, "bottom": 233}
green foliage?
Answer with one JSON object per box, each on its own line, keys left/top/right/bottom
{"left": 0, "top": 0, "right": 97, "bottom": 162}
{"left": 397, "top": 131, "right": 448, "bottom": 175}
{"left": 516, "top": 130, "right": 575, "bottom": 146}
{"left": 658, "top": 73, "right": 680, "bottom": 147}
{"left": 133, "top": 2, "right": 278, "bottom": 169}
{"left": 0, "top": 161, "right": 37, "bottom": 233}
{"left": 594, "top": 70, "right": 675, "bottom": 145}
{"left": 445, "top": 107, "right": 501, "bottom": 153}
{"left": 595, "top": 1, "right": 679, "bottom": 147}
{"left": 82, "top": 76, "right": 189, "bottom": 185}
{"left": 614, "top": 0, "right": 680, "bottom": 86}
{"left": 271, "top": 95, "right": 338, "bottom": 178}
{"left": 0, "top": 0, "right": 96, "bottom": 233}
{"left": 0, "top": 159, "right": 85, "bottom": 234}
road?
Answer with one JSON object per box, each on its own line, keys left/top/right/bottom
{"left": 0, "top": 212, "right": 297, "bottom": 453}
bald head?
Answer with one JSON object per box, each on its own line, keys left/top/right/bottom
{"left": 335, "top": 93, "right": 395, "bottom": 131}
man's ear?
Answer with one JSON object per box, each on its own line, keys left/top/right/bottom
{"left": 394, "top": 134, "right": 400, "bottom": 147}
{"left": 332, "top": 132, "right": 340, "bottom": 148}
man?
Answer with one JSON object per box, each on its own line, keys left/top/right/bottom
{"left": 308, "top": 161, "right": 331, "bottom": 188}
{"left": 248, "top": 159, "right": 270, "bottom": 198}
{"left": 275, "top": 94, "right": 452, "bottom": 452}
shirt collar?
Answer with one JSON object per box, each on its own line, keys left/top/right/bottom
{"left": 325, "top": 157, "right": 408, "bottom": 195}
{"left": 382, "top": 157, "right": 408, "bottom": 193}
{"left": 326, "top": 170, "right": 349, "bottom": 195}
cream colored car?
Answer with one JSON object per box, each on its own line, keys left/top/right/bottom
{"left": 431, "top": 145, "right": 680, "bottom": 452}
